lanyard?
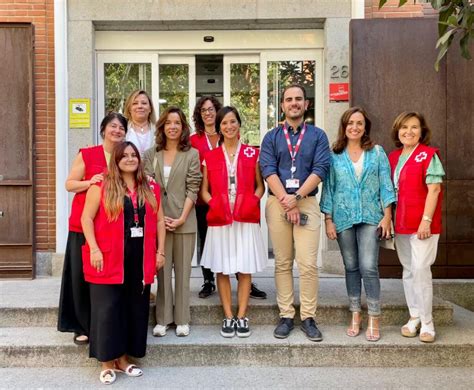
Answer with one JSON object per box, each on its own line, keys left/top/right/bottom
{"left": 128, "top": 189, "right": 139, "bottom": 227}
{"left": 205, "top": 133, "right": 219, "bottom": 151}
{"left": 222, "top": 142, "right": 241, "bottom": 179}
{"left": 283, "top": 123, "right": 306, "bottom": 177}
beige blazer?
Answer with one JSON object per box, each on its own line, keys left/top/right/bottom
{"left": 143, "top": 147, "right": 202, "bottom": 234}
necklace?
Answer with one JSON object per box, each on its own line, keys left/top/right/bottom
{"left": 132, "top": 121, "right": 149, "bottom": 133}
{"left": 205, "top": 130, "right": 217, "bottom": 136}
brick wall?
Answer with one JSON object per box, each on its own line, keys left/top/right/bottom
{"left": 0, "top": 0, "right": 56, "bottom": 252}
{"left": 365, "top": 0, "right": 438, "bottom": 19}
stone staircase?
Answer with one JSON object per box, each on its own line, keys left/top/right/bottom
{"left": 0, "top": 271, "right": 473, "bottom": 369}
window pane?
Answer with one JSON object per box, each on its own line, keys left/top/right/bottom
{"left": 267, "top": 60, "right": 315, "bottom": 130}
{"left": 104, "top": 63, "right": 152, "bottom": 114}
{"left": 159, "top": 64, "right": 189, "bottom": 118}
{"left": 230, "top": 63, "right": 260, "bottom": 146}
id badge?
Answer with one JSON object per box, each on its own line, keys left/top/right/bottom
{"left": 285, "top": 178, "right": 300, "bottom": 189}
{"left": 130, "top": 227, "right": 144, "bottom": 238}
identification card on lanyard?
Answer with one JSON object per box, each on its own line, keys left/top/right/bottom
{"left": 223, "top": 142, "right": 241, "bottom": 201}
{"left": 129, "top": 189, "right": 144, "bottom": 238}
{"left": 283, "top": 123, "right": 306, "bottom": 189}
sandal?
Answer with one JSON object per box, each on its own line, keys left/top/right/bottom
{"left": 346, "top": 312, "right": 362, "bottom": 337}
{"left": 99, "top": 369, "right": 116, "bottom": 385}
{"left": 366, "top": 316, "right": 380, "bottom": 342}
{"left": 419, "top": 321, "right": 436, "bottom": 343}
{"left": 401, "top": 317, "right": 421, "bottom": 338}
{"left": 115, "top": 362, "right": 143, "bottom": 377}
{"left": 73, "top": 334, "right": 89, "bottom": 345}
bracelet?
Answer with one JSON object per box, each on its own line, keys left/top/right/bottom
{"left": 157, "top": 252, "right": 166, "bottom": 257}
{"left": 90, "top": 248, "right": 100, "bottom": 254}
{"left": 422, "top": 215, "right": 433, "bottom": 223}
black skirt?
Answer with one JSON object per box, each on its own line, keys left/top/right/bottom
{"left": 57, "top": 231, "right": 90, "bottom": 336}
{"left": 89, "top": 197, "right": 151, "bottom": 362}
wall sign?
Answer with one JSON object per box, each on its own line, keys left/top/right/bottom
{"left": 329, "top": 83, "right": 349, "bottom": 102}
{"left": 69, "top": 99, "right": 91, "bottom": 128}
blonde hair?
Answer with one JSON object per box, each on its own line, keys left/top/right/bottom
{"left": 103, "top": 142, "right": 158, "bottom": 221}
{"left": 123, "top": 90, "right": 157, "bottom": 125}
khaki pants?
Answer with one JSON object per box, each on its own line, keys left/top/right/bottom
{"left": 155, "top": 232, "right": 196, "bottom": 325}
{"left": 266, "top": 195, "right": 321, "bottom": 320}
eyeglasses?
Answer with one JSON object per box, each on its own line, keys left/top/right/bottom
{"left": 200, "top": 107, "right": 216, "bottom": 115}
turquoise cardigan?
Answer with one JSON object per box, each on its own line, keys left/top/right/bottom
{"left": 320, "top": 145, "right": 396, "bottom": 233}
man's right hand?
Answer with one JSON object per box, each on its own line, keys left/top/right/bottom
{"left": 280, "top": 193, "right": 297, "bottom": 212}
{"left": 285, "top": 207, "right": 300, "bottom": 225}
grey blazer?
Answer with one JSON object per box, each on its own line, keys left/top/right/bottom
{"left": 143, "top": 146, "right": 202, "bottom": 234}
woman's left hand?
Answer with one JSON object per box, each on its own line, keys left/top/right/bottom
{"left": 164, "top": 216, "right": 184, "bottom": 231}
{"left": 417, "top": 220, "right": 432, "bottom": 240}
{"left": 378, "top": 216, "right": 392, "bottom": 240}
{"left": 156, "top": 252, "right": 165, "bottom": 270}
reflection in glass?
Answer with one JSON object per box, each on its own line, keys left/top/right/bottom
{"left": 267, "top": 61, "right": 315, "bottom": 130}
{"left": 230, "top": 63, "right": 260, "bottom": 146}
{"left": 159, "top": 64, "right": 189, "bottom": 118}
{"left": 104, "top": 63, "right": 151, "bottom": 114}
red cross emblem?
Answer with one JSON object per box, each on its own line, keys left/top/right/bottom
{"left": 243, "top": 147, "right": 256, "bottom": 158}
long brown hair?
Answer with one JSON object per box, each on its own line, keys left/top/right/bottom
{"left": 332, "top": 106, "right": 374, "bottom": 154}
{"left": 390, "top": 111, "right": 431, "bottom": 148}
{"left": 192, "top": 96, "right": 222, "bottom": 134}
{"left": 155, "top": 106, "right": 191, "bottom": 152}
{"left": 103, "top": 141, "right": 158, "bottom": 221}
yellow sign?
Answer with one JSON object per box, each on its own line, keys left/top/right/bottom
{"left": 69, "top": 99, "right": 91, "bottom": 128}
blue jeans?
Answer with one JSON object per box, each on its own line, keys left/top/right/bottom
{"left": 336, "top": 223, "right": 381, "bottom": 316}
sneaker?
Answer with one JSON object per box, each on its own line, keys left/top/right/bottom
{"left": 176, "top": 324, "right": 190, "bottom": 337}
{"left": 235, "top": 317, "right": 251, "bottom": 338}
{"left": 220, "top": 318, "right": 236, "bottom": 338}
{"left": 199, "top": 280, "right": 216, "bottom": 298}
{"left": 273, "top": 317, "right": 294, "bottom": 339}
{"left": 250, "top": 283, "right": 267, "bottom": 299}
{"left": 152, "top": 323, "right": 168, "bottom": 337}
{"left": 301, "top": 318, "right": 323, "bottom": 342}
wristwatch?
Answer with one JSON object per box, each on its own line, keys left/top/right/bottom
{"left": 422, "top": 215, "right": 433, "bottom": 223}
{"left": 294, "top": 192, "right": 303, "bottom": 201}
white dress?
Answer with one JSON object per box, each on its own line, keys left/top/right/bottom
{"left": 200, "top": 146, "right": 267, "bottom": 275}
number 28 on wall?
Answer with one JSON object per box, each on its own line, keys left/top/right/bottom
{"left": 330, "top": 65, "right": 349, "bottom": 79}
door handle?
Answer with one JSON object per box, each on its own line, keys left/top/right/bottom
{"left": 0, "top": 211, "right": 4, "bottom": 217}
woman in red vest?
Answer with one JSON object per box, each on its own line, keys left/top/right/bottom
{"left": 389, "top": 112, "right": 445, "bottom": 343}
{"left": 200, "top": 106, "right": 267, "bottom": 338}
{"left": 57, "top": 112, "right": 127, "bottom": 345}
{"left": 81, "top": 141, "right": 165, "bottom": 384}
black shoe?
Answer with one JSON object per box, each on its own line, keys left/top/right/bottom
{"left": 250, "top": 283, "right": 267, "bottom": 299}
{"left": 273, "top": 318, "right": 294, "bottom": 339}
{"left": 235, "top": 317, "right": 251, "bottom": 338}
{"left": 220, "top": 317, "right": 236, "bottom": 338}
{"left": 199, "top": 280, "right": 216, "bottom": 298}
{"left": 301, "top": 318, "right": 323, "bottom": 342}
{"left": 73, "top": 333, "right": 89, "bottom": 345}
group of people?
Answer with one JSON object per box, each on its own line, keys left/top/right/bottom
{"left": 57, "top": 84, "right": 444, "bottom": 384}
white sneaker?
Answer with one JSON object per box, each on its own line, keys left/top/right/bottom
{"left": 176, "top": 324, "right": 190, "bottom": 337}
{"left": 152, "top": 323, "right": 168, "bottom": 337}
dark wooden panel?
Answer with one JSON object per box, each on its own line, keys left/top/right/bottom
{"left": 379, "top": 266, "right": 448, "bottom": 279}
{"left": 0, "top": 24, "right": 34, "bottom": 181}
{"left": 0, "top": 23, "right": 34, "bottom": 279}
{"left": 446, "top": 39, "right": 474, "bottom": 180}
{"left": 445, "top": 180, "right": 474, "bottom": 243}
{"left": 446, "top": 244, "right": 474, "bottom": 266}
{"left": 350, "top": 19, "right": 446, "bottom": 160}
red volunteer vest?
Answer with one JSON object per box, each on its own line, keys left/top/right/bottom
{"left": 68, "top": 145, "right": 107, "bottom": 232}
{"left": 389, "top": 144, "right": 442, "bottom": 234}
{"left": 82, "top": 182, "right": 161, "bottom": 285}
{"left": 205, "top": 144, "right": 260, "bottom": 227}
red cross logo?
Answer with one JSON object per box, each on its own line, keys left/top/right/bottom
{"left": 414, "top": 151, "right": 427, "bottom": 163}
{"left": 244, "top": 147, "right": 256, "bottom": 158}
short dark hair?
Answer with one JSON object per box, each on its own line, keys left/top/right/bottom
{"left": 192, "top": 96, "right": 223, "bottom": 134}
{"left": 391, "top": 111, "right": 431, "bottom": 148}
{"left": 100, "top": 112, "right": 128, "bottom": 138}
{"left": 155, "top": 106, "right": 191, "bottom": 152}
{"left": 215, "top": 106, "right": 242, "bottom": 144}
{"left": 280, "top": 84, "right": 307, "bottom": 103}
{"left": 333, "top": 107, "right": 374, "bottom": 154}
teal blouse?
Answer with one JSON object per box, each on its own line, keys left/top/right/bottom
{"left": 320, "top": 145, "right": 396, "bottom": 233}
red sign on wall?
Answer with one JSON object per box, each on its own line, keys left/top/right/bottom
{"left": 329, "top": 83, "right": 349, "bottom": 102}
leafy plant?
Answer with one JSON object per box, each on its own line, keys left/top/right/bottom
{"left": 379, "top": 0, "right": 474, "bottom": 70}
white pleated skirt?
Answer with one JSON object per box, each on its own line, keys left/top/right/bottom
{"left": 201, "top": 221, "right": 267, "bottom": 275}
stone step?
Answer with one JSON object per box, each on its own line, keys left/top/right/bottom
{"left": 0, "top": 277, "right": 454, "bottom": 327}
{"left": 2, "top": 366, "right": 474, "bottom": 389}
{"left": 1, "top": 304, "right": 473, "bottom": 368}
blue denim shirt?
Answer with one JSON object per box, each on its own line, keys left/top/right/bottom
{"left": 260, "top": 122, "right": 331, "bottom": 195}
{"left": 320, "top": 145, "right": 396, "bottom": 233}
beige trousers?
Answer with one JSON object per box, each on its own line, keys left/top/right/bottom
{"left": 266, "top": 195, "right": 321, "bottom": 320}
{"left": 155, "top": 232, "right": 196, "bottom": 325}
